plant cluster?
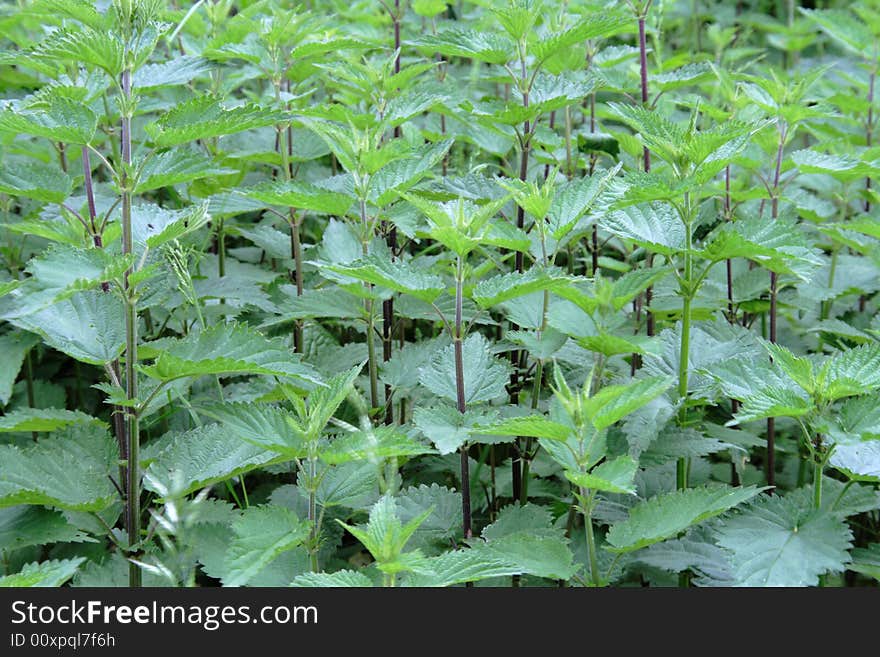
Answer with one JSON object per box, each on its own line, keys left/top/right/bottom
{"left": 0, "top": 0, "right": 878, "bottom": 588}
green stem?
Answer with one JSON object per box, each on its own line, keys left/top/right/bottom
{"left": 24, "top": 351, "right": 37, "bottom": 442}
{"left": 580, "top": 488, "right": 600, "bottom": 587}
{"left": 120, "top": 63, "right": 141, "bottom": 588}
{"left": 676, "top": 197, "right": 693, "bottom": 491}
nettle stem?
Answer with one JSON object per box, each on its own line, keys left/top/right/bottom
{"left": 580, "top": 488, "right": 601, "bottom": 587}
{"left": 381, "top": 0, "right": 404, "bottom": 425}
{"left": 765, "top": 121, "right": 787, "bottom": 491}
{"left": 360, "top": 198, "right": 380, "bottom": 411}
{"left": 866, "top": 67, "right": 875, "bottom": 213}
{"left": 454, "top": 255, "right": 471, "bottom": 539}
{"left": 510, "top": 46, "right": 532, "bottom": 502}
{"left": 676, "top": 194, "right": 693, "bottom": 491}
{"left": 276, "top": 78, "right": 304, "bottom": 354}
{"left": 120, "top": 66, "right": 141, "bottom": 588}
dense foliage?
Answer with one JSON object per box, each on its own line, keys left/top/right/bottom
{"left": 0, "top": 0, "right": 879, "bottom": 588}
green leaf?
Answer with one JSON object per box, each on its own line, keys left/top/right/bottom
{"left": 411, "top": 28, "right": 513, "bottom": 64}
{"left": 829, "top": 440, "right": 880, "bottom": 482}
{"left": 134, "top": 56, "right": 211, "bottom": 88}
{"left": 0, "top": 506, "right": 92, "bottom": 552}
{"left": 396, "top": 484, "right": 461, "bottom": 551}
{"left": 222, "top": 505, "right": 311, "bottom": 587}
{"left": 0, "top": 425, "right": 118, "bottom": 512}
{"left": 134, "top": 203, "right": 212, "bottom": 249}
{"left": 135, "top": 150, "right": 233, "bottom": 194}
{"left": 0, "top": 557, "right": 85, "bottom": 587}
{"left": 473, "top": 415, "right": 571, "bottom": 441}
{"left": 8, "top": 291, "right": 126, "bottom": 365}
{"left": 316, "top": 462, "right": 379, "bottom": 509}
{"left": 320, "top": 426, "right": 434, "bottom": 465}
{"left": 419, "top": 334, "right": 511, "bottom": 405}
{"left": 566, "top": 456, "right": 638, "bottom": 495}
{"left": 702, "top": 216, "right": 821, "bottom": 279}
{"left": 799, "top": 8, "right": 875, "bottom": 56}
{"left": 849, "top": 544, "right": 880, "bottom": 582}
{"left": 716, "top": 491, "right": 853, "bottom": 586}
{"left": 198, "top": 402, "right": 306, "bottom": 459}
{"left": 35, "top": 26, "right": 124, "bottom": 76}
{"left": 584, "top": 376, "right": 674, "bottom": 431}
{"left": 821, "top": 344, "right": 880, "bottom": 401}
{"left": 405, "top": 548, "right": 522, "bottom": 586}
{"left": 292, "top": 570, "right": 374, "bottom": 587}
{"left": 242, "top": 180, "right": 352, "bottom": 215}
{"left": 140, "top": 324, "right": 321, "bottom": 386}
{"left": 338, "top": 494, "right": 430, "bottom": 573}
{"left": 325, "top": 254, "right": 444, "bottom": 303}
{"left": 479, "top": 533, "right": 577, "bottom": 580}
{"left": 601, "top": 202, "right": 685, "bottom": 256}
{"left": 606, "top": 485, "right": 765, "bottom": 553}
{"left": 144, "top": 424, "right": 286, "bottom": 498}
{"left": 413, "top": 403, "right": 494, "bottom": 454}
{"left": 24, "top": 245, "right": 131, "bottom": 300}
{"left": 0, "top": 331, "right": 39, "bottom": 406}
{"left": 733, "top": 386, "right": 813, "bottom": 424}
{"left": 145, "top": 95, "right": 289, "bottom": 147}
{"left": 368, "top": 140, "right": 453, "bottom": 205}
{"left": 0, "top": 158, "right": 72, "bottom": 203}
{"left": 0, "top": 408, "right": 103, "bottom": 433}
{"left": 0, "top": 95, "right": 97, "bottom": 144}
{"left": 473, "top": 266, "right": 573, "bottom": 308}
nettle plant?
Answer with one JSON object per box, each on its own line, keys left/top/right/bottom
{"left": 0, "top": 0, "right": 878, "bottom": 588}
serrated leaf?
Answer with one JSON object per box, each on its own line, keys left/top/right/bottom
{"left": 140, "top": 324, "right": 320, "bottom": 385}
{"left": 419, "top": 334, "right": 511, "bottom": 405}
{"left": 473, "top": 415, "right": 571, "bottom": 441}
{"left": 145, "top": 95, "right": 289, "bottom": 147}
{"left": 480, "top": 533, "right": 577, "bottom": 580}
{"left": 35, "top": 26, "right": 124, "bottom": 75}
{"left": 326, "top": 254, "right": 444, "bottom": 303}
{"left": 0, "top": 506, "right": 92, "bottom": 552}
{"left": 411, "top": 28, "right": 512, "bottom": 64}
{"left": 242, "top": 180, "right": 352, "bottom": 215}
{"left": 0, "top": 331, "right": 39, "bottom": 406}
{"left": 134, "top": 56, "right": 211, "bottom": 88}
{"left": 144, "top": 424, "right": 286, "bottom": 498}
{"left": 292, "top": 570, "right": 374, "bottom": 587}
{"left": 584, "top": 376, "right": 674, "bottom": 431}
{"left": 413, "top": 403, "right": 494, "bottom": 454}
{"left": 0, "top": 425, "right": 118, "bottom": 511}
{"left": 369, "top": 140, "right": 453, "bottom": 205}
{"left": 716, "top": 491, "right": 853, "bottom": 586}
{"left": 133, "top": 203, "right": 212, "bottom": 249}
{"left": 0, "top": 557, "right": 86, "bottom": 587}
{"left": 829, "top": 440, "right": 880, "bottom": 482}
{"left": 0, "top": 95, "right": 97, "bottom": 144}
{"left": 566, "top": 456, "right": 638, "bottom": 495}
{"left": 396, "top": 484, "right": 461, "bottom": 551}
{"left": 0, "top": 408, "right": 103, "bottom": 433}
{"left": 320, "top": 426, "right": 433, "bottom": 465}
{"left": 8, "top": 291, "right": 125, "bottom": 365}
{"left": 606, "top": 485, "right": 764, "bottom": 553}
{"left": 316, "top": 461, "right": 379, "bottom": 509}
{"left": 0, "top": 159, "right": 72, "bottom": 203}
{"left": 406, "top": 548, "right": 522, "bottom": 586}
{"left": 135, "top": 150, "right": 233, "bottom": 194}
{"left": 198, "top": 402, "right": 306, "bottom": 458}
{"left": 733, "top": 386, "right": 813, "bottom": 424}
{"left": 222, "top": 505, "right": 310, "bottom": 587}
{"left": 821, "top": 344, "right": 880, "bottom": 401}
{"left": 601, "top": 202, "right": 685, "bottom": 256}
{"left": 473, "top": 266, "right": 572, "bottom": 308}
